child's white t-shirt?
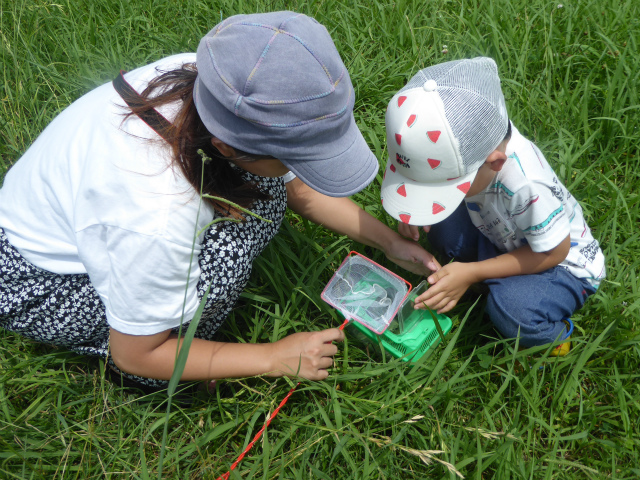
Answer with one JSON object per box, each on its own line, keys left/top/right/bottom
{"left": 464, "top": 125, "right": 606, "bottom": 287}
{"left": 0, "top": 53, "right": 219, "bottom": 335}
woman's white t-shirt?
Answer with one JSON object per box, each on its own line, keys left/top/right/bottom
{"left": 0, "top": 53, "right": 222, "bottom": 335}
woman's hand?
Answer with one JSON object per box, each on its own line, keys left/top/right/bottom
{"left": 109, "top": 326, "right": 344, "bottom": 382}
{"left": 384, "top": 234, "right": 441, "bottom": 276}
{"left": 268, "top": 328, "right": 345, "bottom": 380}
{"left": 286, "top": 179, "right": 440, "bottom": 276}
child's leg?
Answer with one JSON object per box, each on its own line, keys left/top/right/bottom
{"left": 484, "top": 267, "right": 596, "bottom": 347}
{"left": 427, "top": 204, "right": 597, "bottom": 348}
{"left": 427, "top": 203, "right": 495, "bottom": 262}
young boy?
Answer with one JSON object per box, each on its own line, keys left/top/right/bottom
{"left": 380, "top": 57, "right": 605, "bottom": 354}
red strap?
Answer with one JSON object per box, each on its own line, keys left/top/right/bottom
{"left": 217, "top": 382, "right": 299, "bottom": 480}
{"left": 217, "top": 319, "right": 349, "bottom": 479}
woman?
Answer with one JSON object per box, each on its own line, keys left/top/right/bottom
{"left": 0, "top": 12, "right": 439, "bottom": 388}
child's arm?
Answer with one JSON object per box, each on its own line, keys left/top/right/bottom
{"left": 415, "top": 235, "right": 571, "bottom": 313}
{"left": 109, "top": 327, "right": 345, "bottom": 381}
{"left": 286, "top": 178, "right": 441, "bottom": 275}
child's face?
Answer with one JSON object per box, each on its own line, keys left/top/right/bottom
{"left": 464, "top": 138, "right": 509, "bottom": 197}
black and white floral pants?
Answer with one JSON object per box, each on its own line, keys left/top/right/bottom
{"left": 0, "top": 172, "right": 287, "bottom": 388}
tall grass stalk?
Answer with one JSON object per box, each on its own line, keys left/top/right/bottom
{"left": 155, "top": 151, "right": 275, "bottom": 479}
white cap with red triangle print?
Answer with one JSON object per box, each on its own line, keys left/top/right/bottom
{"left": 380, "top": 57, "right": 509, "bottom": 226}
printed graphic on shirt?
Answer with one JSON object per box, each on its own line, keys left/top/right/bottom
{"left": 509, "top": 195, "right": 539, "bottom": 217}
{"left": 531, "top": 142, "right": 546, "bottom": 168}
{"left": 464, "top": 125, "right": 604, "bottom": 287}
{"left": 548, "top": 178, "right": 564, "bottom": 202}
{"left": 580, "top": 240, "right": 600, "bottom": 264}
{"left": 490, "top": 181, "right": 515, "bottom": 199}
{"left": 483, "top": 205, "right": 517, "bottom": 248}
{"left": 466, "top": 202, "right": 482, "bottom": 212}
{"left": 510, "top": 152, "right": 526, "bottom": 175}
{"left": 522, "top": 205, "right": 565, "bottom": 236}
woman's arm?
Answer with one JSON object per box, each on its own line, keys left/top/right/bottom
{"left": 416, "top": 235, "right": 571, "bottom": 313}
{"left": 109, "top": 326, "right": 344, "bottom": 381}
{"left": 285, "top": 178, "right": 440, "bottom": 275}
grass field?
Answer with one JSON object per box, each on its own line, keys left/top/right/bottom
{"left": 1, "top": 0, "right": 639, "bottom": 478}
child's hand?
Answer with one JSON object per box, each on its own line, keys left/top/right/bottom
{"left": 268, "top": 328, "right": 345, "bottom": 380}
{"left": 414, "top": 262, "right": 480, "bottom": 313}
{"left": 398, "top": 223, "right": 431, "bottom": 241}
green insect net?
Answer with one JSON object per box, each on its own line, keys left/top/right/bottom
{"left": 322, "top": 252, "right": 453, "bottom": 362}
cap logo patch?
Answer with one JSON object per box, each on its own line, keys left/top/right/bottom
{"left": 407, "top": 114, "right": 417, "bottom": 127}
{"left": 395, "top": 133, "right": 402, "bottom": 145}
{"left": 390, "top": 164, "right": 396, "bottom": 173}
{"left": 396, "top": 184, "right": 407, "bottom": 197}
{"left": 427, "top": 131, "right": 441, "bottom": 143}
{"left": 397, "top": 96, "right": 407, "bottom": 107}
{"left": 399, "top": 213, "right": 412, "bottom": 224}
{"left": 433, "top": 202, "right": 446, "bottom": 214}
{"left": 457, "top": 182, "right": 471, "bottom": 194}
{"left": 396, "top": 153, "right": 410, "bottom": 167}
{"left": 428, "top": 158, "right": 441, "bottom": 169}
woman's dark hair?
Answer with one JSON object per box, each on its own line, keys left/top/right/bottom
{"left": 121, "top": 63, "right": 269, "bottom": 219}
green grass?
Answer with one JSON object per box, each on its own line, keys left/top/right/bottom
{"left": 1, "top": 0, "right": 639, "bottom": 478}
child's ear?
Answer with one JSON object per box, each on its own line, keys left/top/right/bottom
{"left": 487, "top": 157, "right": 507, "bottom": 172}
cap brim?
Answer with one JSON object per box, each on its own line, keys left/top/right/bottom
{"left": 279, "top": 116, "right": 379, "bottom": 197}
{"left": 380, "top": 159, "right": 478, "bottom": 225}
{"left": 195, "top": 78, "right": 378, "bottom": 198}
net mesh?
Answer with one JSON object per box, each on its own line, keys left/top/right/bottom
{"left": 322, "top": 255, "right": 408, "bottom": 333}
{"left": 399, "top": 57, "right": 509, "bottom": 171}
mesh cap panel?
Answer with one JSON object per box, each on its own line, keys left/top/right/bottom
{"left": 399, "top": 57, "right": 509, "bottom": 170}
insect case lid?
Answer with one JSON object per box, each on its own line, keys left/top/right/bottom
{"left": 321, "top": 252, "right": 412, "bottom": 334}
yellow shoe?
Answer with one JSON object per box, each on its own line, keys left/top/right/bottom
{"left": 548, "top": 319, "right": 573, "bottom": 357}
{"left": 549, "top": 339, "right": 571, "bottom": 357}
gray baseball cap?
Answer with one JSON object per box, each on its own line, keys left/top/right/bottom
{"left": 194, "top": 11, "right": 378, "bottom": 197}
